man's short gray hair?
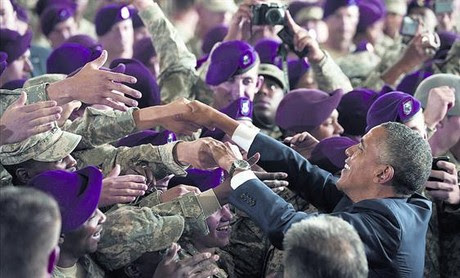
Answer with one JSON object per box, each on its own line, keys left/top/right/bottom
{"left": 379, "top": 122, "right": 432, "bottom": 195}
{"left": 283, "top": 215, "right": 368, "bottom": 278}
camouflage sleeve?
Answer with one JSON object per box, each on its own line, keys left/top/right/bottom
{"left": 23, "top": 74, "right": 67, "bottom": 88}
{"left": 96, "top": 205, "right": 185, "bottom": 271}
{"left": 140, "top": 190, "right": 222, "bottom": 236}
{"left": 433, "top": 40, "right": 460, "bottom": 75}
{"left": 138, "top": 4, "right": 198, "bottom": 104}
{"left": 310, "top": 51, "right": 353, "bottom": 93}
{"left": 62, "top": 107, "right": 138, "bottom": 148}
{"left": 0, "top": 83, "right": 49, "bottom": 115}
{"left": 72, "top": 141, "right": 188, "bottom": 178}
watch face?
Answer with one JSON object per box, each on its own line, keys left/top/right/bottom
{"left": 235, "top": 160, "right": 250, "bottom": 169}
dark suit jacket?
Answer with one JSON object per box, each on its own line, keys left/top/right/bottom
{"left": 228, "top": 133, "right": 432, "bottom": 278}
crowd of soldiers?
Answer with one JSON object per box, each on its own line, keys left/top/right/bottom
{"left": 0, "top": 0, "right": 459, "bottom": 277}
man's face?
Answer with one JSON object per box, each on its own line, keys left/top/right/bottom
{"left": 384, "top": 12, "right": 403, "bottom": 38}
{"left": 194, "top": 205, "right": 233, "bottom": 249}
{"left": 48, "top": 17, "right": 78, "bottom": 48}
{"left": 62, "top": 209, "right": 106, "bottom": 255}
{"left": 404, "top": 111, "right": 427, "bottom": 140}
{"left": 436, "top": 12, "right": 455, "bottom": 32}
{"left": 326, "top": 6, "right": 359, "bottom": 43}
{"left": 366, "top": 20, "right": 385, "bottom": 45}
{"left": 0, "top": 0, "right": 16, "bottom": 30}
{"left": 99, "top": 19, "right": 134, "bottom": 57}
{"left": 337, "top": 126, "right": 385, "bottom": 194}
{"left": 310, "top": 109, "right": 344, "bottom": 141}
{"left": 1, "top": 50, "right": 33, "bottom": 84}
{"left": 24, "top": 154, "right": 78, "bottom": 182}
{"left": 253, "top": 76, "right": 284, "bottom": 125}
{"left": 212, "top": 65, "right": 262, "bottom": 110}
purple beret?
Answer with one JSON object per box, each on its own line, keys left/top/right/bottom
{"left": 11, "top": 0, "right": 29, "bottom": 23}
{"left": 110, "top": 58, "right": 160, "bottom": 108}
{"left": 254, "top": 38, "right": 281, "bottom": 65}
{"left": 337, "top": 88, "right": 379, "bottom": 136}
{"left": 396, "top": 69, "right": 433, "bottom": 96}
{"left": 115, "top": 130, "right": 176, "bottom": 148}
{"left": 0, "top": 29, "right": 32, "bottom": 64}
{"left": 168, "top": 168, "right": 225, "bottom": 192}
{"left": 202, "top": 24, "right": 229, "bottom": 54}
{"left": 206, "top": 40, "right": 258, "bottom": 86}
{"left": 133, "top": 37, "right": 156, "bottom": 67}
{"left": 276, "top": 88, "right": 344, "bottom": 132}
{"left": 65, "top": 35, "right": 103, "bottom": 58}
{"left": 288, "top": 58, "right": 310, "bottom": 90}
{"left": 357, "top": 0, "right": 386, "bottom": 33}
{"left": 131, "top": 9, "right": 145, "bottom": 29}
{"left": 40, "top": 4, "right": 75, "bottom": 37}
{"left": 35, "top": 0, "right": 75, "bottom": 16}
{"left": 95, "top": 4, "right": 133, "bottom": 37}
{"left": 434, "top": 31, "right": 460, "bottom": 61}
{"left": 1, "top": 79, "right": 26, "bottom": 90}
{"left": 201, "top": 97, "right": 253, "bottom": 140}
{"left": 323, "top": 0, "right": 358, "bottom": 19}
{"left": 310, "top": 136, "right": 357, "bottom": 174}
{"left": 27, "top": 166, "right": 102, "bottom": 233}
{"left": 366, "top": 91, "right": 422, "bottom": 132}
{"left": 47, "top": 43, "right": 95, "bottom": 74}
{"left": 0, "top": 52, "right": 7, "bottom": 76}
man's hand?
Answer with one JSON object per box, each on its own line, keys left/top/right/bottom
{"left": 285, "top": 10, "right": 324, "bottom": 63}
{"left": 0, "top": 92, "right": 62, "bottom": 145}
{"left": 47, "top": 50, "right": 142, "bottom": 111}
{"left": 99, "top": 165, "right": 148, "bottom": 207}
{"left": 254, "top": 171, "right": 289, "bottom": 193}
{"left": 425, "top": 161, "right": 459, "bottom": 205}
{"left": 153, "top": 243, "right": 219, "bottom": 278}
{"left": 56, "top": 100, "right": 82, "bottom": 127}
{"left": 160, "top": 185, "right": 201, "bottom": 203}
{"left": 284, "top": 131, "right": 319, "bottom": 159}
{"left": 224, "top": 0, "right": 257, "bottom": 42}
{"left": 424, "top": 86, "right": 455, "bottom": 129}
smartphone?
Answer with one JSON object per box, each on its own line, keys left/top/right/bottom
{"left": 277, "top": 27, "right": 309, "bottom": 58}
{"left": 427, "top": 156, "right": 450, "bottom": 183}
{"left": 400, "top": 16, "right": 419, "bottom": 37}
{"left": 435, "top": 0, "right": 454, "bottom": 14}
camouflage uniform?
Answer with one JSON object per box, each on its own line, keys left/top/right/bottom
{"left": 52, "top": 255, "right": 105, "bottom": 278}
{"left": 138, "top": 5, "right": 214, "bottom": 105}
{"left": 96, "top": 190, "right": 222, "bottom": 271}
{"left": 433, "top": 40, "right": 460, "bottom": 76}
{"left": 178, "top": 239, "right": 230, "bottom": 278}
{"left": 336, "top": 51, "right": 381, "bottom": 88}
{"left": 310, "top": 51, "right": 353, "bottom": 93}
{"left": 259, "top": 126, "right": 283, "bottom": 141}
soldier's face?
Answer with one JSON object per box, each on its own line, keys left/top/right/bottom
{"left": 21, "top": 155, "right": 78, "bottom": 184}
{"left": 0, "top": 50, "right": 33, "bottom": 85}
{"left": 212, "top": 65, "right": 262, "bottom": 110}
{"left": 48, "top": 17, "right": 78, "bottom": 49}
{"left": 326, "top": 6, "right": 359, "bottom": 42}
{"left": 99, "top": 19, "right": 134, "bottom": 56}
{"left": 254, "top": 76, "right": 284, "bottom": 125}
{"left": 193, "top": 205, "right": 232, "bottom": 249}
{"left": 61, "top": 209, "right": 106, "bottom": 255}
{"left": 310, "top": 109, "right": 344, "bottom": 141}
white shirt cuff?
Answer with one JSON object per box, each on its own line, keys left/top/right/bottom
{"left": 230, "top": 170, "right": 258, "bottom": 190}
{"left": 231, "top": 124, "right": 259, "bottom": 152}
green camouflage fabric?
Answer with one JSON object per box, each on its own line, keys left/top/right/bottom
{"left": 0, "top": 125, "right": 81, "bottom": 165}
{"left": 23, "top": 74, "right": 66, "bottom": 88}
{"left": 72, "top": 141, "right": 188, "bottom": 178}
{"left": 97, "top": 190, "right": 222, "bottom": 270}
{"left": 139, "top": 4, "right": 215, "bottom": 105}
{"left": 259, "top": 126, "right": 283, "bottom": 141}
{"left": 62, "top": 107, "right": 138, "bottom": 149}
{"left": 52, "top": 255, "right": 105, "bottom": 278}
{"left": 310, "top": 51, "right": 353, "bottom": 93}
{"left": 186, "top": 35, "right": 203, "bottom": 59}
{"left": 336, "top": 51, "right": 381, "bottom": 88}
{"left": 433, "top": 40, "right": 460, "bottom": 76}
{"left": 178, "top": 239, "right": 229, "bottom": 278}
{"left": 0, "top": 84, "right": 50, "bottom": 114}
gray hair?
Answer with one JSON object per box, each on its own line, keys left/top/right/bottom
{"left": 283, "top": 215, "right": 368, "bottom": 278}
{"left": 0, "top": 187, "right": 61, "bottom": 278}
{"left": 379, "top": 122, "right": 432, "bottom": 195}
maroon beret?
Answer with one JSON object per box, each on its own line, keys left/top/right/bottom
{"left": 276, "top": 88, "right": 344, "bottom": 132}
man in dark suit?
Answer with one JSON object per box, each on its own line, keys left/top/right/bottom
{"left": 181, "top": 101, "right": 433, "bottom": 277}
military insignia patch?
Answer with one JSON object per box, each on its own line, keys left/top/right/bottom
{"left": 240, "top": 99, "right": 250, "bottom": 116}
{"left": 120, "top": 6, "right": 130, "bottom": 19}
{"left": 402, "top": 100, "right": 413, "bottom": 116}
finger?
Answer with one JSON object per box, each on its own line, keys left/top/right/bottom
{"left": 107, "top": 164, "right": 121, "bottom": 178}
{"left": 425, "top": 181, "right": 454, "bottom": 191}
{"left": 283, "top": 137, "right": 293, "bottom": 144}
{"left": 24, "top": 106, "right": 62, "bottom": 121}
{"left": 254, "top": 171, "right": 288, "bottom": 180}
{"left": 187, "top": 255, "right": 218, "bottom": 274}
{"left": 426, "top": 190, "right": 449, "bottom": 201}
{"left": 107, "top": 196, "right": 137, "bottom": 204}
{"left": 89, "top": 50, "right": 108, "bottom": 69}
{"left": 246, "top": 153, "right": 260, "bottom": 166}
{"left": 263, "top": 180, "right": 289, "bottom": 188}
{"left": 113, "top": 188, "right": 146, "bottom": 197}
{"left": 436, "top": 161, "right": 456, "bottom": 175}
{"left": 20, "top": 100, "right": 59, "bottom": 113}
{"left": 99, "top": 97, "right": 129, "bottom": 112}
{"left": 180, "top": 185, "right": 201, "bottom": 194}
{"left": 285, "top": 10, "right": 300, "bottom": 33}
{"left": 27, "top": 123, "right": 55, "bottom": 137}
{"left": 28, "top": 114, "right": 61, "bottom": 127}
{"left": 10, "top": 91, "right": 27, "bottom": 108}
{"left": 180, "top": 252, "right": 212, "bottom": 268}
{"left": 112, "top": 174, "right": 147, "bottom": 183}
{"left": 430, "top": 169, "right": 457, "bottom": 184}
{"left": 110, "top": 63, "right": 126, "bottom": 73}
{"left": 104, "top": 70, "right": 138, "bottom": 85}
{"left": 106, "top": 82, "right": 142, "bottom": 100}
{"left": 163, "top": 243, "right": 180, "bottom": 264}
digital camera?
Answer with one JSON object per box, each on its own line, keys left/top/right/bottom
{"left": 252, "top": 3, "right": 286, "bottom": 26}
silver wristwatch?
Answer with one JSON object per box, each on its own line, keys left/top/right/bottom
{"left": 229, "top": 160, "right": 251, "bottom": 176}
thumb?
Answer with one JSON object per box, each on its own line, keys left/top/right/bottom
{"left": 90, "top": 50, "right": 108, "bottom": 69}
{"left": 11, "top": 91, "right": 27, "bottom": 108}
{"left": 107, "top": 164, "right": 121, "bottom": 178}
{"left": 246, "top": 152, "right": 260, "bottom": 167}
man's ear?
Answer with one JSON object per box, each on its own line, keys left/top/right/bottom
{"left": 15, "top": 168, "right": 31, "bottom": 184}
{"left": 373, "top": 165, "right": 394, "bottom": 184}
{"left": 47, "top": 246, "right": 60, "bottom": 274}
{"left": 256, "top": 75, "right": 264, "bottom": 91}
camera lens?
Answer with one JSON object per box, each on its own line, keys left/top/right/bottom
{"left": 265, "top": 9, "right": 282, "bottom": 25}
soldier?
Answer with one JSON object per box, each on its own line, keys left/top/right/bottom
{"left": 383, "top": 0, "right": 407, "bottom": 40}
{"left": 40, "top": 3, "right": 78, "bottom": 49}
{"left": 0, "top": 28, "right": 33, "bottom": 87}
{"left": 132, "top": 37, "right": 158, "bottom": 78}
{"left": 0, "top": 186, "right": 61, "bottom": 278}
